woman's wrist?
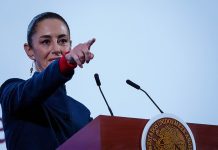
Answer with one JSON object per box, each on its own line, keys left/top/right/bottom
{"left": 65, "top": 52, "right": 74, "bottom": 64}
{"left": 59, "top": 52, "right": 77, "bottom": 75}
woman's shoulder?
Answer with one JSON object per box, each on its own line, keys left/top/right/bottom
{"left": 0, "top": 78, "right": 24, "bottom": 94}
{"left": 1, "top": 78, "right": 24, "bottom": 87}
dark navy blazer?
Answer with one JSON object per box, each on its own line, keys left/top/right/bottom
{"left": 0, "top": 60, "right": 92, "bottom": 150}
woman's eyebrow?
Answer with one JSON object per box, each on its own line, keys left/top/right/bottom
{"left": 58, "top": 34, "right": 68, "bottom": 38}
{"left": 39, "top": 35, "right": 51, "bottom": 39}
{"left": 39, "top": 34, "right": 68, "bottom": 39}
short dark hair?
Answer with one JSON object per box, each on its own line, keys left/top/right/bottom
{"left": 27, "top": 12, "right": 70, "bottom": 47}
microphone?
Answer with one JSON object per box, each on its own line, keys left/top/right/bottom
{"left": 94, "top": 73, "right": 101, "bottom": 86}
{"left": 94, "top": 73, "right": 114, "bottom": 116}
{"left": 126, "top": 79, "right": 164, "bottom": 113}
{"left": 126, "top": 79, "right": 140, "bottom": 90}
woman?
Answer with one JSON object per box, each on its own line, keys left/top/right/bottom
{"left": 0, "top": 12, "right": 95, "bottom": 150}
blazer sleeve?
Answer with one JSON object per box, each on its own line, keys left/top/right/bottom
{"left": 0, "top": 60, "right": 74, "bottom": 113}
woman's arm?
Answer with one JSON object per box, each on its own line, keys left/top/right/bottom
{"left": 0, "top": 59, "right": 74, "bottom": 113}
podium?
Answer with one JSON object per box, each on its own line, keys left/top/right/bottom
{"left": 57, "top": 115, "right": 218, "bottom": 150}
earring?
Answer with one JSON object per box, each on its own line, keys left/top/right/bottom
{"left": 30, "top": 61, "right": 34, "bottom": 76}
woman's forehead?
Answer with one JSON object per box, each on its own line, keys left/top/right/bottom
{"left": 35, "top": 18, "right": 69, "bottom": 37}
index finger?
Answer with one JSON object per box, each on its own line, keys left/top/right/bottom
{"left": 86, "top": 38, "right": 96, "bottom": 49}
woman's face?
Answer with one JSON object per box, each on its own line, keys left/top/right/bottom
{"left": 25, "top": 18, "right": 71, "bottom": 72}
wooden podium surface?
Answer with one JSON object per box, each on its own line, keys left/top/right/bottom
{"left": 57, "top": 115, "right": 218, "bottom": 150}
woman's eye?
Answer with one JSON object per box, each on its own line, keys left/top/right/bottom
{"left": 41, "top": 40, "right": 50, "bottom": 45}
{"left": 58, "top": 39, "right": 68, "bottom": 45}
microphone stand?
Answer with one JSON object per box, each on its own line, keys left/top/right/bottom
{"left": 140, "top": 89, "right": 164, "bottom": 113}
{"left": 98, "top": 86, "right": 114, "bottom": 116}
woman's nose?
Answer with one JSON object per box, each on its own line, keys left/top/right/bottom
{"left": 51, "top": 43, "right": 62, "bottom": 55}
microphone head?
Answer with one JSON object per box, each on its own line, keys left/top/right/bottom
{"left": 126, "top": 79, "right": 140, "bottom": 90}
{"left": 94, "top": 73, "right": 101, "bottom": 86}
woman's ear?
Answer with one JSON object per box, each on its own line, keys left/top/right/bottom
{"left": 24, "top": 43, "right": 35, "bottom": 60}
